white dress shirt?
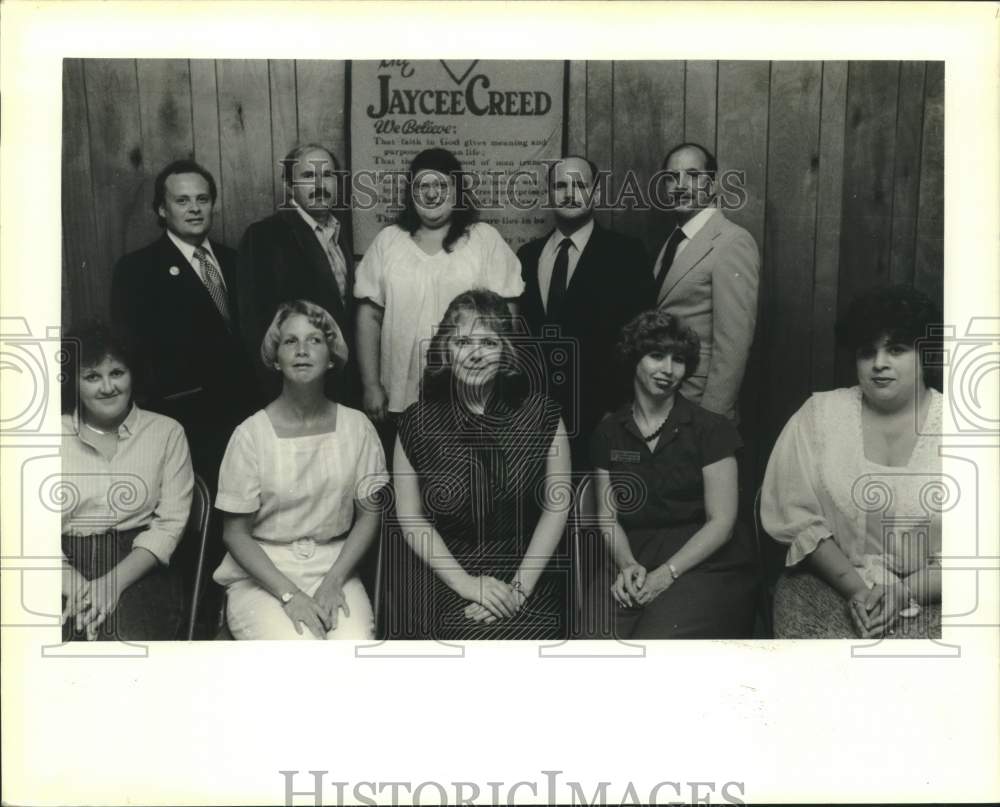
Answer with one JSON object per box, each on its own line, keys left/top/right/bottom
{"left": 167, "top": 229, "right": 226, "bottom": 290}
{"left": 292, "top": 201, "right": 348, "bottom": 298}
{"left": 538, "top": 218, "right": 595, "bottom": 313}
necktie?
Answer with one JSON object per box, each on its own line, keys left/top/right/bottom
{"left": 319, "top": 225, "right": 348, "bottom": 299}
{"left": 654, "top": 226, "right": 686, "bottom": 295}
{"left": 193, "top": 246, "right": 231, "bottom": 326}
{"left": 547, "top": 237, "right": 573, "bottom": 321}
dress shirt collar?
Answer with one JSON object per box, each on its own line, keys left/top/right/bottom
{"left": 71, "top": 403, "right": 141, "bottom": 447}
{"left": 546, "top": 217, "right": 595, "bottom": 255}
{"left": 679, "top": 206, "right": 716, "bottom": 241}
{"left": 292, "top": 200, "right": 341, "bottom": 242}
{"left": 167, "top": 229, "right": 216, "bottom": 267}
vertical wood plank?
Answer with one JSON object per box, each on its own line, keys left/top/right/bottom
{"left": 811, "top": 61, "right": 848, "bottom": 393}
{"left": 585, "top": 61, "right": 614, "bottom": 230}
{"left": 268, "top": 60, "right": 299, "bottom": 210}
{"left": 684, "top": 60, "right": 717, "bottom": 150}
{"left": 62, "top": 59, "right": 102, "bottom": 322}
{"left": 611, "top": 60, "right": 685, "bottom": 253}
{"left": 717, "top": 60, "right": 770, "bottom": 501}
{"left": 84, "top": 59, "right": 148, "bottom": 299}
{"left": 762, "top": 61, "right": 823, "bottom": 443}
{"left": 216, "top": 60, "right": 274, "bottom": 248}
{"left": 716, "top": 61, "right": 769, "bottom": 249}
{"left": 189, "top": 60, "right": 225, "bottom": 243}
{"left": 295, "top": 60, "right": 348, "bottom": 167}
{"left": 839, "top": 63, "right": 900, "bottom": 294}
{"left": 914, "top": 61, "right": 943, "bottom": 306}
{"left": 566, "top": 59, "right": 588, "bottom": 156}
{"left": 136, "top": 60, "right": 195, "bottom": 171}
{"left": 889, "top": 61, "right": 927, "bottom": 287}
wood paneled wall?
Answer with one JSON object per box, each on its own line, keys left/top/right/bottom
{"left": 61, "top": 58, "right": 944, "bottom": 488}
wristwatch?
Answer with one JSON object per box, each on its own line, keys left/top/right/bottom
{"left": 279, "top": 591, "right": 296, "bottom": 605}
{"left": 667, "top": 562, "right": 681, "bottom": 581}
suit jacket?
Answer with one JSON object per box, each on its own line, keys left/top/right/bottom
{"left": 518, "top": 223, "right": 653, "bottom": 459}
{"left": 236, "top": 208, "right": 358, "bottom": 404}
{"left": 110, "top": 233, "right": 258, "bottom": 483}
{"left": 655, "top": 210, "right": 760, "bottom": 421}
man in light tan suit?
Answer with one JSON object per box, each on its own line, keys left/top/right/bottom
{"left": 653, "top": 142, "right": 760, "bottom": 421}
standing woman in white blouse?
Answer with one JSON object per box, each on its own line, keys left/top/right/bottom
{"left": 761, "top": 285, "right": 943, "bottom": 639}
{"left": 354, "top": 148, "right": 524, "bottom": 441}
{"left": 213, "top": 300, "right": 388, "bottom": 640}
{"left": 60, "top": 320, "right": 194, "bottom": 641}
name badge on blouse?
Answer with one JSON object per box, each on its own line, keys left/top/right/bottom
{"left": 610, "top": 449, "right": 641, "bottom": 464}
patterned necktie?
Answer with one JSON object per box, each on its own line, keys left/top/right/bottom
{"left": 319, "top": 226, "right": 348, "bottom": 299}
{"left": 654, "top": 226, "right": 686, "bottom": 295}
{"left": 546, "top": 237, "right": 573, "bottom": 321}
{"left": 193, "top": 246, "right": 231, "bottom": 325}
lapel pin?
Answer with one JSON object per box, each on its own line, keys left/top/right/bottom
{"left": 169, "top": 265, "right": 181, "bottom": 276}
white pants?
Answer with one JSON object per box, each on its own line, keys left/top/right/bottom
{"left": 224, "top": 538, "right": 374, "bottom": 640}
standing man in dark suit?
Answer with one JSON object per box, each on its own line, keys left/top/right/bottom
{"left": 654, "top": 142, "right": 759, "bottom": 422}
{"left": 111, "top": 159, "right": 257, "bottom": 636}
{"left": 236, "top": 142, "right": 359, "bottom": 405}
{"left": 111, "top": 159, "right": 256, "bottom": 491}
{"left": 518, "top": 155, "right": 654, "bottom": 468}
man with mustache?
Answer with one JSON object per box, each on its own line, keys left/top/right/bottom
{"left": 653, "top": 142, "right": 759, "bottom": 422}
{"left": 518, "top": 155, "right": 654, "bottom": 468}
{"left": 236, "top": 143, "right": 359, "bottom": 404}
{"left": 111, "top": 159, "right": 255, "bottom": 489}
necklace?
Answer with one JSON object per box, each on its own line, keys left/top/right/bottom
{"left": 84, "top": 421, "right": 113, "bottom": 435}
{"left": 633, "top": 405, "right": 671, "bottom": 442}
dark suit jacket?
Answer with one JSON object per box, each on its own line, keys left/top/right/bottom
{"left": 518, "top": 223, "right": 653, "bottom": 461}
{"left": 236, "top": 208, "right": 358, "bottom": 404}
{"left": 110, "top": 233, "right": 258, "bottom": 485}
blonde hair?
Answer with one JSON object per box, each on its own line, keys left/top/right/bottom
{"left": 260, "top": 300, "right": 348, "bottom": 371}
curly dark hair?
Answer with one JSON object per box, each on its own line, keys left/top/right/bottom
{"left": 835, "top": 284, "right": 943, "bottom": 389}
{"left": 421, "top": 288, "right": 527, "bottom": 405}
{"left": 395, "top": 148, "right": 479, "bottom": 253}
{"left": 61, "top": 319, "right": 140, "bottom": 413}
{"left": 616, "top": 309, "right": 701, "bottom": 385}
{"left": 152, "top": 159, "right": 217, "bottom": 224}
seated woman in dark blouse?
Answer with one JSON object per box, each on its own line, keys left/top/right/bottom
{"left": 582, "top": 309, "right": 757, "bottom": 639}
{"left": 392, "top": 288, "right": 572, "bottom": 640}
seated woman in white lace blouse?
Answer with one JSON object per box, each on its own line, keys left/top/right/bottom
{"left": 761, "top": 285, "right": 942, "bottom": 639}
{"left": 213, "top": 300, "right": 388, "bottom": 640}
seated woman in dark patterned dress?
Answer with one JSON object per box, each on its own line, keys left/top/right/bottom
{"left": 580, "top": 309, "right": 758, "bottom": 639}
{"left": 392, "top": 288, "right": 572, "bottom": 640}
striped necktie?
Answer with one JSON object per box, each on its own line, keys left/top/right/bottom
{"left": 193, "top": 246, "right": 231, "bottom": 325}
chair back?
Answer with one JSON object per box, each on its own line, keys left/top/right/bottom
{"left": 185, "top": 473, "right": 212, "bottom": 640}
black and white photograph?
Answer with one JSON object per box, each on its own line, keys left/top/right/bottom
{"left": 1, "top": 2, "right": 998, "bottom": 806}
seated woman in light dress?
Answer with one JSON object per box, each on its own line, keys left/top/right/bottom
{"left": 213, "top": 300, "right": 388, "bottom": 640}
{"left": 761, "top": 285, "right": 943, "bottom": 639}
{"left": 60, "top": 320, "right": 193, "bottom": 641}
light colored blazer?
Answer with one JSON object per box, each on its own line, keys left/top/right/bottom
{"left": 655, "top": 210, "right": 760, "bottom": 421}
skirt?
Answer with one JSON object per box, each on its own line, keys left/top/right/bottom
{"left": 61, "top": 528, "right": 185, "bottom": 642}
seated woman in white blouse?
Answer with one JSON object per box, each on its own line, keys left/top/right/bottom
{"left": 761, "top": 285, "right": 943, "bottom": 639}
{"left": 61, "top": 320, "right": 193, "bottom": 641}
{"left": 213, "top": 300, "right": 388, "bottom": 640}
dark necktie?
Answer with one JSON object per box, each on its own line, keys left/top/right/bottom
{"left": 193, "top": 246, "right": 232, "bottom": 326}
{"left": 654, "top": 226, "right": 686, "bottom": 295}
{"left": 547, "top": 237, "right": 573, "bottom": 321}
